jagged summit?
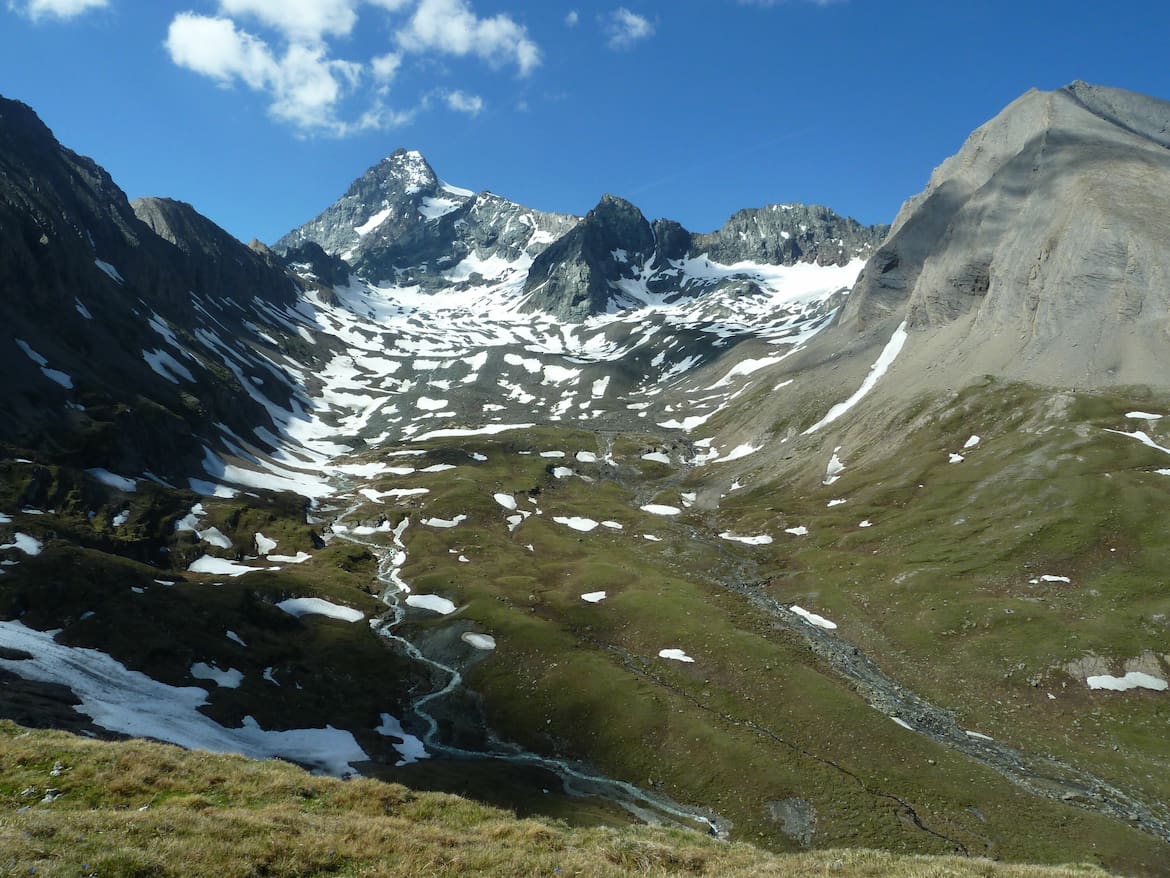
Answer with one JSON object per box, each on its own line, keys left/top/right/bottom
{"left": 694, "top": 202, "right": 883, "bottom": 268}
{"left": 520, "top": 193, "right": 657, "bottom": 319}
{"left": 275, "top": 149, "right": 577, "bottom": 292}
{"left": 274, "top": 147, "right": 474, "bottom": 263}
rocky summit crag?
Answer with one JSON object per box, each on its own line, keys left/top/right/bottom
{"left": 2, "top": 83, "right": 1170, "bottom": 878}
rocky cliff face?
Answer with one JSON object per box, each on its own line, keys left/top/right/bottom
{"left": 693, "top": 202, "right": 884, "bottom": 268}
{"left": 521, "top": 194, "right": 657, "bottom": 319}
{"left": 0, "top": 96, "right": 315, "bottom": 481}
{"left": 832, "top": 81, "right": 1170, "bottom": 391}
{"left": 132, "top": 197, "right": 296, "bottom": 308}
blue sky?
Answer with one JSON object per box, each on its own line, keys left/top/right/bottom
{"left": 3, "top": 0, "right": 1169, "bottom": 245}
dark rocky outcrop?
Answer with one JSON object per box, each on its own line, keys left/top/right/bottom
{"left": 0, "top": 95, "right": 311, "bottom": 480}
{"left": 132, "top": 197, "right": 296, "bottom": 308}
{"left": 693, "top": 203, "right": 885, "bottom": 268}
{"left": 521, "top": 194, "right": 657, "bottom": 320}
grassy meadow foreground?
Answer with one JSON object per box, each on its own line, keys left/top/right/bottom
{"left": 0, "top": 721, "right": 1115, "bottom": 878}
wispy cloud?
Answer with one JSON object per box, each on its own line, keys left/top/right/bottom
{"left": 444, "top": 89, "right": 484, "bottom": 115}
{"left": 603, "top": 7, "right": 654, "bottom": 50}
{"left": 9, "top": 0, "right": 107, "bottom": 21}
{"left": 164, "top": 0, "right": 538, "bottom": 137}
{"left": 395, "top": 0, "right": 540, "bottom": 75}
{"left": 565, "top": 10, "right": 579, "bottom": 27}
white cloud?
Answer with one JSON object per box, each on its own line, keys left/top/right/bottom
{"left": 14, "top": 0, "right": 107, "bottom": 21}
{"left": 371, "top": 51, "right": 402, "bottom": 84}
{"left": 444, "top": 89, "right": 484, "bottom": 115}
{"left": 565, "top": 10, "right": 579, "bottom": 26}
{"left": 604, "top": 8, "right": 654, "bottom": 50}
{"left": 217, "top": 0, "right": 360, "bottom": 43}
{"left": 166, "top": 0, "right": 540, "bottom": 137}
{"left": 165, "top": 13, "right": 371, "bottom": 135}
{"left": 166, "top": 14, "right": 277, "bottom": 90}
{"left": 269, "top": 44, "right": 363, "bottom": 130}
{"left": 396, "top": 0, "right": 540, "bottom": 75}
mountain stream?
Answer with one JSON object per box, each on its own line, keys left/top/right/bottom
{"left": 327, "top": 498, "right": 731, "bottom": 838}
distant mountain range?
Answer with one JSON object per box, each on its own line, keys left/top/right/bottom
{"left": 276, "top": 147, "right": 885, "bottom": 320}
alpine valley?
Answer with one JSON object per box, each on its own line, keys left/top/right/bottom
{"left": 2, "top": 81, "right": 1170, "bottom": 877}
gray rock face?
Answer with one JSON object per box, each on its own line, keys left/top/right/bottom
{"left": 132, "top": 197, "right": 295, "bottom": 308}
{"left": 522, "top": 194, "right": 657, "bottom": 320}
{"left": 520, "top": 195, "right": 884, "bottom": 320}
{"left": 837, "top": 81, "right": 1170, "bottom": 390}
{"left": 693, "top": 203, "right": 885, "bottom": 268}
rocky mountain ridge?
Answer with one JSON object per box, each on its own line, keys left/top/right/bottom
{"left": 0, "top": 97, "right": 320, "bottom": 483}
{"left": 276, "top": 148, "right": 886, "bottom": 320}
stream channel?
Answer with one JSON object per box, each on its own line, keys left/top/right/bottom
{"left": 327, "top": 497, "right": 731, "bottom": 837}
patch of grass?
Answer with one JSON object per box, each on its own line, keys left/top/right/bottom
{"left": 0, "top": 721, "right": 1118, "bottom": 878}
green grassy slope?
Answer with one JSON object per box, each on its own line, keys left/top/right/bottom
{"left": 2, "top": 383, "right": 1169, "bottom": 874}
{"left": 0, "top": 721, "right": 1116, "bottom": 878}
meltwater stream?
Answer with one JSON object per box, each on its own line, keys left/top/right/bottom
{"left": 328, "top": 500, "right": 730, "bottom": 837}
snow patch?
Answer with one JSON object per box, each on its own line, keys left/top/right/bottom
{"left": 422, "top": 514, "right": 467, "bottom": 528}
{"left": 804, "top": 321, "right": 908, "bottom": 434}
{"left": 277, "top": 597, "right": 364, "bottom": 623}
{"left": 1086, "top": 672, "right": 1168, "bottom": 692}
{"left": 87, "top": 468, "right": 137, "bottom": 492}
{"left": 640, "top": 504, "right": 680, "bottom": 516}
{"left": 406, "top": 594, "right": 457, "bottom": 614}
{"left": 0, "top": 620, "right": 366, "bottom": 776}
{"left": 375, "top": 713, "right": 429, "bottom": 766}
{"left": 719, "top": 532, "right": 773, "bottom": 545}
{"left": 190, "top": 662, "right": 244, "bottom": 689}
{"left": 823, "top": 448, "right": 845, "bottom": 485}
{"left": 554, "top": 516, "right": 598, "bottom": 532}
{"left": 461, "top": 632, "right": 496, "bottom": 650}
{"left": 790, "top": 605, "right": 836, "bottom": 629}
{"left": 1, "top": 533, "right": 43, "bottom": 556}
